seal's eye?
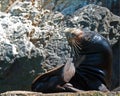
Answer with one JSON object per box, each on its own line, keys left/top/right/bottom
{"left": 71, "top": 33, "right": 76, "bottom": 37}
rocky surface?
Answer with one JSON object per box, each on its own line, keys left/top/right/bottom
{"left": 0, "top": 1, "right": 70, "bottom": 92}
{"left": 1, "top": 0, "right": 120, "bottom": 16}
{"left": 0, "top": 0, "right": 120, "bottom": 93}
{"left": 64, "top": 5, "right": 120, "bottom": 45}
{"left": 1, "top": 91, "right": 120, "bottom": 96}
{"left": 0, "top": 0, "right": 71, "bottom": 92}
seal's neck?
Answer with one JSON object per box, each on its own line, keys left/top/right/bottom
{"left": 73, "top": 52, "right": 106, "bottom": 66}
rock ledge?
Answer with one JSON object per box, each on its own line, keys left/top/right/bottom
{"left": 1, "top": 91, "right": 120, "bottom": 96}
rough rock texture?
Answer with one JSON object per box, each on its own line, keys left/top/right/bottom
{"left": 0, "top": 1, "right": 70, "bottom": 92}
{"left": 1, "top": 91, "right": 120, "bottom": 96}
{"left": 64, "top": 5, "right": 120, "bottom": 45}
{"left": 0, "top": 0, "right": 120, "bottom": 93}
{"left": 1, "top": 0, "right": 120, "bottom": 16}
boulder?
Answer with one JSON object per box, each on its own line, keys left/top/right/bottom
{"left": 0, "top": 1, "right": 70, "bottom": 92}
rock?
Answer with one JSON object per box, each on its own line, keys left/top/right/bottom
{"left": 1, "top": 91, "right": 120, "bottom": 96}
{"left": 65, "top": 4, "right": 120, "bottom": 45}
{"left": 1, "top": 0, "right": 120, "bottom": 16}
{"left": 1, "top": 91, "right": 42, "bottom": 96}
{"left": 0, "top": 1, "right": 70, "bottom": 92}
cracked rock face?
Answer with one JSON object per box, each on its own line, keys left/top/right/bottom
{"left": 0, "top": 0, "right": 120, "bottom": 92}
{"left": 64, "top": 4, "right": 120, "bottom": 45}
{"left": 1, "top": 0, "right": 120, "bottom": 16}
{"left": 0, "top": 1, "right": 70, "bottom": 92}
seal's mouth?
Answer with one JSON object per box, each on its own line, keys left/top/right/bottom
{"left": 65, "top": 32, "right": 77, "bottom": 45}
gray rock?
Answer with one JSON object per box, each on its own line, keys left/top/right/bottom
{"left": 65, "top": 4, "right": 120, "bottom": 45}
{"left": 0, "top": 1, "right": 70, "bottom": 92}
{"left": 1, "top": 0, "right": 119, "bottom": 16}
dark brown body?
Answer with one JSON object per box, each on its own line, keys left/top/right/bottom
{"left": 65, "top": 28, "right": 113, "bottom": 91}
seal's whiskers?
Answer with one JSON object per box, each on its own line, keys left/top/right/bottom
{"left": 72, "top": 42, "right": 80, "bottom": 57}
{"left": 75, "top": 40, "right": 82, "bottom": 50}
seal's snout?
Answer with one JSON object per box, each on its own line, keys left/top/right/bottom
{"left": 65, "top": 32, "right": 76, "bottom": 39}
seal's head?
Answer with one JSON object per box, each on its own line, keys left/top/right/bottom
{"left": 65, "top": 28, "right": 95, "bottom": 56}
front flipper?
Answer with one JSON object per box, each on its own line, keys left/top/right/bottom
{"left": 31, "top": 58, "right": 79, "bottom": 93}
{"left": 62, "top": 58, "right": 75, "bottom": 82}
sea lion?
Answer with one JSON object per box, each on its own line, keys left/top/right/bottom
{"left": 31, "top": 58, "right": 83, "bottom": 93}
{"left": 65, "top": 28, "right": 113, "bottom": 91}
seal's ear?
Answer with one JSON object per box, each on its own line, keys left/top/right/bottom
{"left": 62, "top": 58, "right": 75, "bottom": 82}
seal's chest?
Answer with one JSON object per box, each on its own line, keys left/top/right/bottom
{"left": 80, "top": 53, "right": 104, "bottom": 65}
